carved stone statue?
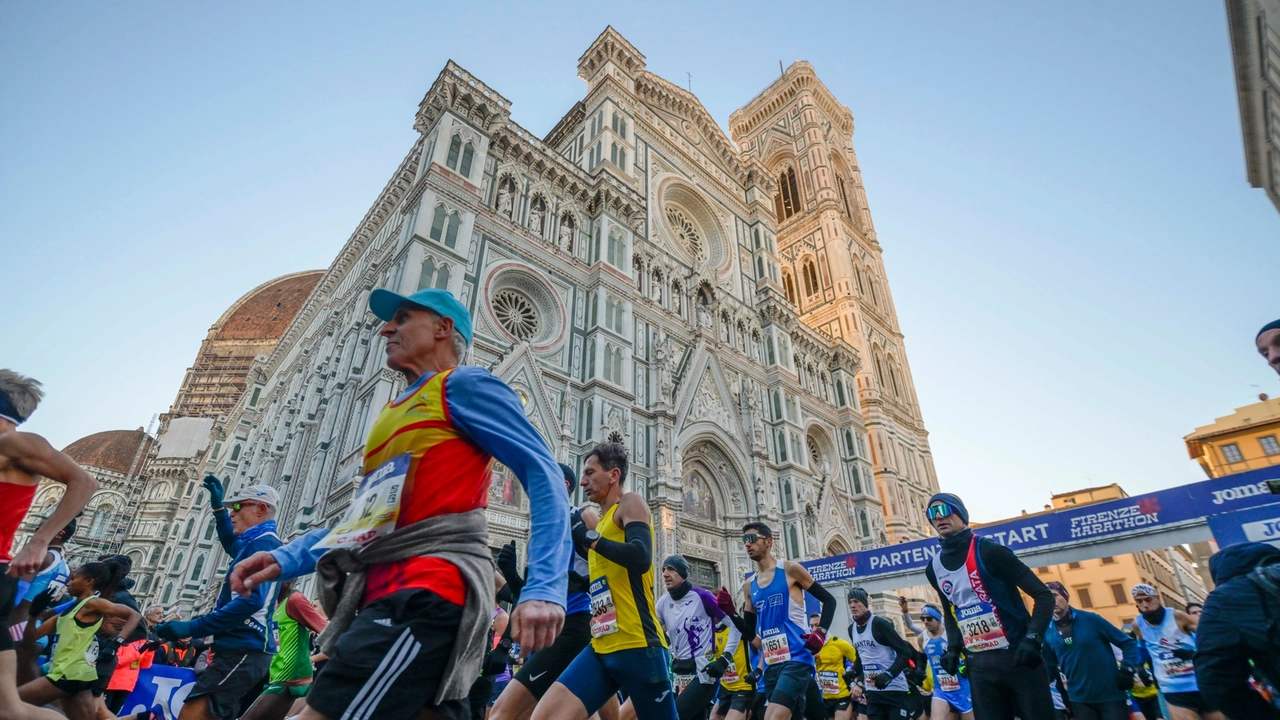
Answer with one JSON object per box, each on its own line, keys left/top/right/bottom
{"left": 496, "top": 180, "right": 514, "bottom": 218}
{"left": 528, "top": 200, "right": 545, "bottom": 235}
{"left": 558, "top": 216, "right": 574, "bottom": 249}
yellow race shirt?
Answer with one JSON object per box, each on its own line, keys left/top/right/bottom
{"left": 814, "top": 637, "right": 859, "bottom": 699}
{"left": 587, "top": 502, "right": 666, "bottom": 653}
{"left": 716, "top": 626, "right": 753, "bottom": 692}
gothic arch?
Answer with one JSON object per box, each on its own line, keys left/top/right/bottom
{"left": 825, "top": 534, "right": 852, "bottom": 557}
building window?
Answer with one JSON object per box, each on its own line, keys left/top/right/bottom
{"left": 189, "top": 555, "right": 205, "bottom": 582}
{"left": 783, "top": 274, "right": 796, "bottom": 304}
{"left": 1077, "top": 587, "right": 1093, "bottom": 608}
{"left": 1261, "top": 436, "right": 1280, "bottom": 456}
{"left": 429, "top": 205, "right": 447, "bottom": 242}
{"left": 183, "top": 520, "right": 195, "bottom": 541}
{"left": 204, "top": 519, "right": 216, "bottom": 541}
{"left": 1222, "top": 443, "right": 1244, "bottom": 463}
{"left": 618, "top": 148, "right": 626, "bottom": 171}
{"left": 1036, "top": 567, "right": 1050, "bottom": 575}
{"left": 162, "top": 584, "right": 173, "bottom": 604}
{"left": 1110, "top": 583, "right": 1128, "bottom": 605}
{"left": 446, "top": 135, "right": 462, "bottom": 170}
{"left": 775, "top": 167, "right": 801, "bottom": 221}
{"left": 785, "top": 523, "right": 800, "bottom": 560}
{"left": 776, "top": 431, "right": 788, "bottom": 463}
{"left": 459, "top": 143, "right": 474, "bottom": 177}
{"left": 606, "top": 230, "right": 625, "bottom": 269}
{"left": 1068, "top": 562, "right": 1082, "bottom": 570}
{"left": 444, "top": 212, "right": 461, "bottom": 248}
{"left": 604, "top": 296, "right": 625, "bottom": 334}
{"left": 837, "top": 175, "right": 853, "bottom": 218}
{"left": 802, "top": 261, "right": 818, "bottom": 297}
{"left": 1100, "top": 556, "right": 1116, "bottom": 564}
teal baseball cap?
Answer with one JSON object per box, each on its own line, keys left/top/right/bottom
{"left": 368, "top": 287, "right": 473, "bottom": 345}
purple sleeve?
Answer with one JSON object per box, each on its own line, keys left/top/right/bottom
{"left": 694, "top": 588, "right": 726, "bottom": 622}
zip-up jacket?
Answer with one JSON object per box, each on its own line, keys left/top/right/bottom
{"left": 187, "top": 516, "right": 282, "bottom": 653}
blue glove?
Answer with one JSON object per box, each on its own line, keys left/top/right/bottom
{"left": 202, "top": 475, "right": 225, "bottom": 511}
{"left": 155, "top": 621, "right": 192, "bottom": 642}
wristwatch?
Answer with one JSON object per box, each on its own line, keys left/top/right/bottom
{"left": 584, "top": 530, "right": 601, "bottom": 547}
{"left": 1024, "top": 631, "right": 1042, "bottom": 643}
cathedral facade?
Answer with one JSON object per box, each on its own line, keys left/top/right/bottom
{"left": 128, "top": 28, "right": 937, "bottom": 611}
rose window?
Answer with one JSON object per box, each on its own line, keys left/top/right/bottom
{"left": 493, "top": 289, "right": 539, "bottom": 341}
{"left": 666, "top": 208, "right": 703, "bottom": 259}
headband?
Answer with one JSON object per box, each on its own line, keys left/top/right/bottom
{"left": 1131, "top": 583, "right": 1157, "bottom": 598}
{"left": 920, "top": 606, "right": 943, "bottom": 622}
{"left": 0, "top": 391, "right": 25, "bottom": 425}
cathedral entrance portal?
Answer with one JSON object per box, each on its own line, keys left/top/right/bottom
{"left": 678, "top": 439, "right": 750, "bottom": 590}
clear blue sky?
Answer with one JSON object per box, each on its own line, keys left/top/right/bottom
{"left": 2, "top": 2, "right": 1277, "bottom": 523}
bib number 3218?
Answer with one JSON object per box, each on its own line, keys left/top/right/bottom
{"left": 957, "top": 601, "right": 1009, "bottom": 651}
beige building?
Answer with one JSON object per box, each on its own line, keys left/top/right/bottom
{"left": 1028, "top": 484, "right": 1208, "bottom": 627}
{"left": 1225, "top": 0, "right": 1280, "bottom": 215}
{"left": 1184, "top": 395, "right": 1280, "bottom": 477}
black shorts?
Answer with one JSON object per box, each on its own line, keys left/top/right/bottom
{"left": 1163, "top": 691, "right": 1207, "bottom": 712}
{"left": 823, "top": 697, "right": 851, "bottom": 716}
{"left": 188, "top": 648, "right": 272, "bottom": 720}
{"left": 0, "top": 568, "right": 17, "bottom": 652}
{"left": 512, "top": 610, "right": 592, "bottom": 699}
{"left": 51, "top": 676, "right": 97, "bottom": 695}
{"left": 714, "top": 689, "right": 755, "bottom": 716}
{"left": 864, "top": 691, "right": 910, "bottom": 720}
{"left": 91, "top": 644, "right": 118, "bottom": 696}
{"left": 307, "top": 589, "right": 466, "bottom": 720}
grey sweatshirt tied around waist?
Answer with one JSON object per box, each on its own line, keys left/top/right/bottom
{"left": 315, "top": 508, "right": 495, "bottom": 704}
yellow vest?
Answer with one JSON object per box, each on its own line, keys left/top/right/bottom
{"left": 587, "top": 502, "right": 665, "bottom": 653}
{"left": 814, "top": 637, "right": 859, "bottom": 699}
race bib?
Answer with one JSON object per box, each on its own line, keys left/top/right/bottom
{"left": 313, "top": 454, "right": 409, "bottom": 551}
{"left": 85, "top": 636, "right": 99, "bottom": 665}
{"left": 674, "top": 674, "right": 695, "bottom": 693}
{"left": 956, "top": 602, "right": 1009, "bottom": 651}
{"left": 1153, "top": 647, "right": 1194, "bottom": 678}
{"left": 589, "top": 578, "right": 618, "bottom": 638}
{"left": 721, "top": 664, "right": 739, "bottom": 684}
{"left": 760, "top": 629, "right": 791, "bottom": 665}
{"left": 937, "top": 670, "right": 960, "bottom": 693}
{"left": 819, "top": 670, "right": 840, "bottom": 696}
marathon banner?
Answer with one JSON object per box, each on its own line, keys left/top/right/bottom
{"left": 119, "top": 665, "right": 198, "bottom": 720}
{"left": 803, "top": 465, "right": 1280, "bottom": 584}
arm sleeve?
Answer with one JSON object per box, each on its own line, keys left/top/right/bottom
{"left": 187, "top": 581, "right": 268, "bottom": 639}
{"left": 980, "top": 540, "right": 1054, "bottom": 637}
{"left": 285, "top": 593, "right": 329, "bottom": 634}
{"left": 740, "top": 611, "right": 757, "bottom": 642}
{"left": 447, "top": 368, "right": 570, "bottom": 608}
{"left": 925, "top": 564, "right": 964, "bottom": 651}
{"left": 871, "top": 616, "right": 915, "bottom": 677}
{"left": 901, "top": 612, "right": 924, "bottom": 636}
{"left": 806, "top": 580, "right": 837, "bottom": 633}
{"left": 269, "top": 527, "right": 331, "bottom": 581}
{"left": 214, "top": 510, "right": 239, "bottom": 555}
{"left": 591, "top": 522, "right": 652, "bottom": 573}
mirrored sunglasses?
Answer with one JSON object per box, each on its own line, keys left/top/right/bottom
{"left": 926, "top": 504, "right": 955, "bottom": 520}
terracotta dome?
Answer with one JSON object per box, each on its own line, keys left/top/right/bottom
{"left": 63, "top": 429, "right": 153, "bottom": 476}
{"left": 214, "top": 270, "right": 324, "bottom": 341}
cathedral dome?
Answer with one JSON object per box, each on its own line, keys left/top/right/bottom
{"left": 213, "top": 270, "right": 325, "bottom": 341}
{"left": 63, "top": 429, "right": 153, "bottom": 476}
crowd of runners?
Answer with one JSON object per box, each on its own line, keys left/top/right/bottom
{"left": 2, "top": 295, "right": 1280, "bottom": 720}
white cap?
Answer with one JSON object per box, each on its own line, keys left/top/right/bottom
{"left": 224, "top": 484, "right": 280, "bottom": 509}
{"left": 1131, "top": 583, "right": 1158, "bottom": 598}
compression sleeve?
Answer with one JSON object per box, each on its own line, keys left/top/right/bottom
{"left": 979, "top": 540, "right": 1054, "bottom": 637}
{"left": 871, "top": 615, "right": 915, "bottom": 677}
{"left": 807, "top": 580, "right": 836, "bottom": 634}
{"left": 925, "top": 564, "right": 964, "bottom": 651}
{"left": 447, "top": 367, "right": 570, "bottom": 608}
{"left": 741, "top": 611, "right": 758, "bottom": 641}
{"left": 901, "top": 612, "right": 924, "bottom": 636}
{"left": 591, "top": 521, "right": 653, "bottom": 573}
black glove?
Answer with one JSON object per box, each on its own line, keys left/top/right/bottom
{"left": 483, "top": 642, "right": 511, "bottom": 677}
{"left": 28, "top": 586, "right": 58, "bottom": 617}
{"left": 1012, "top": 634, "right": 1043, "bottom": 668}
{"left": 744, "top": 668, "right": 762, "bottom": 686}
{"left": 870, "top": 672, "right": 892, "bottom": 690}
{"left": 705, "top": 654, "right": 731, "bottom": 678}
{"left": 1115, "top": 663, "right": 1135, "bottom": 691}
{"left": 842, "top": 669, "right": 858, "bottom": 685}
{"left": 1136, "top": 665, "right": 1153, "bottom": 686}
{"left": 571, "top": 511, "right": 591, "bottom": 557}
{"left": 1170, "top": 647, "right": 1195, "bottom": 661}
{"left": 671, "top": 657, "right": 697, "bottom": 676}
{"left": 939, "top": 647, "right": 961, "bottom": 676}
{"left": 202, "top": 475, "right": 225, "bottom": 511}
{"left": 496, "top": 541, "right": 523, "bottom": 597}
{"left": 905, "top": 664, "right": 926, "bottom": 687}
{"left": 141, "top": 640, "right": 165, "bottom": 654}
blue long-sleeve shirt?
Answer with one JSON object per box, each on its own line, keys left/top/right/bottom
{"left": 1043, "top": 608, "right": 1139, "bottom": 704}
{"left": 188, "top": 515, "right": 282, "bottom": 652}
{"left": 271, "top": 365, "right": 571, "bottom": 608}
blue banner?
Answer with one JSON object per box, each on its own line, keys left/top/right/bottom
{"left": 119, "top": 665, "right": 198, "bottom": 720}
{"left": 802, "top": 465, "right": 1280, "bottom": 583}
{"left": 1207, "top": 501, "right": 1280, "bottom": 548}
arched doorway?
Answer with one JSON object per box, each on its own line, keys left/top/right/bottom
{"left": 678, "top": 440, "right": 750, "bottom": 590}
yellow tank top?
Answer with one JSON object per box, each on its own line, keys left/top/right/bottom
{"left": 814, "top": 637, "right": 859, "bottom": 699}
{"left": 716, "top": 626, "right": 753, "bottom": 691}
{"left": 587, "top": 502, "right": 665, "bottom": 653}
{"left": 48, "top": 597, "right": 102, "bottom": 683}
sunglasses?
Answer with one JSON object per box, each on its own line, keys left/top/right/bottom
{"left": 742, "top": 534, "right": 765, "bottom": 545}
{"left": 229, "top": 501, "right": 262, "bottom": 512}
{"left": 926, "top": 504, "right": 955, "bottom": 521}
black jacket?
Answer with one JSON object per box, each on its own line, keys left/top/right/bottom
{"left": 1195, "top": 542, "right": 1280, "bottom": 719}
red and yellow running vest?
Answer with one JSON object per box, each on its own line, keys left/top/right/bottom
{"left": 362, "top": 368, "right": 492, "bottom": 606}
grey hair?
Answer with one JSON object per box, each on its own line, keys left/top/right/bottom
{"left": 451, "top": 330, "right": 469, "bottom": 364}
{"left": 0, "top": 369, "right": 44, "bottom": 419}
{"left": 145, "top": 604, "right": 164, "bottom": 615}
